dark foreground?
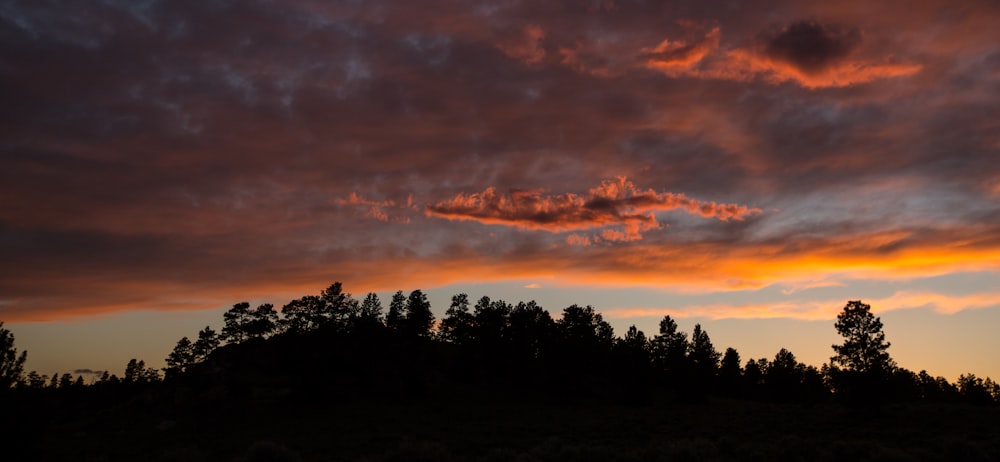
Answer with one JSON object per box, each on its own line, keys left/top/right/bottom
{"left": 7, "top": 387, "right": 998, "bottom": 462}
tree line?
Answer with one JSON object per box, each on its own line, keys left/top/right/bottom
{"left": 1, "top": 284, "right": 998, "bottom": 406}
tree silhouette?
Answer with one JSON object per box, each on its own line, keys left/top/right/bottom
{"left": 651, "top": 316, "right": 688, "bottom": 387}
{"left": 58, "top": 373, "right": 74, "bottom": 389}
{"left": 386, "top": 290, "right": 406, "bottom": 331}
{"left": 25, "top": 371, "right": 46, "bottom": 389}
{"left": 506, "top": 300, "right": 554, "bottom": 366}
{"left": 0, "top": 321, "right": 27, "bottom": 389}
{"left": 357, "top": 292, "right": 385, "bottom": 325}
{"left": 614, "top": 325, "right": 653, "bottom": 393}
{"left": 192, "top": 326, "right": 220, "bottom": 362}
{"left": 165, "top": 336, "right": 195, "bottom": 376}
{"left": 764, "top": 348, "right": 803, "bottom": 402}
{"left": 831, "top": 300, "right": 893, "bottom": 374}
{"left": 280, "top": 295, "right": 323, "bottom": 333}
{"left": 247, "top": 303, "right": 279, "bottom": 339}
{"left": 223, "top": 302, "right": 278, "bottom": 343}
{"left": 688, "top": 324, "right": 721, "bottom": 393}
{"left": 439, "top": 293, "right": 474, "bottom": 344}
{"left": 718, "top": 347, "right": 742, "bottom": 396}
{"left": 557, "top": 305, "right": 614, "bottom": 349}
{"left": 222, "top": 302, "right": 254, "bottom": 343}
{"left": 830, "top": 300, "right": 894, "bottom": 406}
{"left": 124, "top": 359, "right": 160, "bottom": 384}
{"left": 401, "top": 289, "right": 435, "bottom": 337}
{"left": 616, "top": 325, "right": 650, "bottom": 360}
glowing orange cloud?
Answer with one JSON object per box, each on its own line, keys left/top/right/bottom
{"left": 425, "top": 177, "right": 761, "bottom": 242}
{"left": 642, "top": 27, "right": 721, "bottom": 74}
{"left": 641, "top": 20, "right": 921, "bottom": 88}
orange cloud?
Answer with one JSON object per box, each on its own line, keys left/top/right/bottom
{"left": 337, "top": 192, "right": 409, "bottom": 223}
{"left": 496, "top": 24, "right": 547, "bottom": 64}
{"left": 642, "top": 20, "right": 921, "bottom": 88}
{"left": 425, "top": 177, "right": 760, "bottom": 241}
{"left": 724, "top": 48, "right": 923, "bottom": 88}
{"left": 642, "top": 27, "right": 721, "bottom": 74}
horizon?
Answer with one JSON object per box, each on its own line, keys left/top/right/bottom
{"left": 2, "top": 1, "right": 999, "bottom": 383}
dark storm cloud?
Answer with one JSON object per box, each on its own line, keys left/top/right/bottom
{"left": 760, "top": 20, "right": 862, "bottom": 75}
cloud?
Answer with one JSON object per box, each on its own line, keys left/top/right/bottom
{"left": 73, "top": 369, "right": 103, "bottom": 375}
{"left": 642, "top": 27, "right": 721, "bottom": 73}
{"left": 1, "top": 0, "right": 999, "bottom": 327}
{"left": 337, "top": 192, "right": 410, "bottom": 223}
{"left": 761, "top": 20, "right": 862, "bottom": 75}
{"left": 641, "top": 20, "right": 921, "bottom": 88}
{"left": 425, "top": 177, "right": 760, "bottom": 241}
{"left": 495, "top": 24, "right": 547, "bottom": 64}
{"left": 606, "top": 288, "right": 1000, "bottom": 322}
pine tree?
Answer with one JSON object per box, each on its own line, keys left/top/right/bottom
{"left": 386, "top": 290, "right": 406, "bottom": 331}
{"left": 0, "top": 321, "right": 27, "bottom": 389}
{"left": 831, "top": 300, "right": 893, "bottom": 374}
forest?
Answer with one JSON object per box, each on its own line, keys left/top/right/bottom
{"left": 1, "top": 282, "right": 998, "bottom": 461}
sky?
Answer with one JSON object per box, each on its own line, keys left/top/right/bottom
{"left": 2, "top": 0, "right": 999, "bottom": 381}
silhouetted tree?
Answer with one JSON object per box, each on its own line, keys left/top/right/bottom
{"left": 124, "top": 359, "right": 142, "bottom": 383}
{"left": 473, "top": 296, "right": 512, "bottom": 349}
{"left": 25, "top": 371, "right": 46, "bottom": 389}
{"left": 222, "top": 302, "right": 254, "bottom": 343}
{"left": 223, "top": 302, "right": 277, "bottom": 342}
{"left": 401, "top": 290, "right": 435, "bottom": 337}
{"left": 124, "top": 359, "right": 160, "bottom": 384}
{"left": 614, "top": 325, "right": 653, "bottom": 392}
{"left": 58, "top": 373, "right": 74, "bottom": 389}
{"left": 192, "top": 326, "right": 220, "bottom": 362}
{"left": 557, "top": 305, "right": 614, "bottom": 349}
{"left": 386, "top": 291, "right": 406, "bottom": 331}
{"left": 0, "top": 321, "right": 27, "bottom": 389}
{"left": 830, "top": 300, "right": 894, "bottom": 406}
{"left": 165, "top": 336, "right": 195, "bottom": 376}
{"left": 552, "top": 305, "right": 614, "bottom": 390}
{"left": 439, "top": 293, "right": 474, "bottom": 344}
{"left": 506, "top": 300, "right": 554, "bottom": 365}
{"left": 280, "top": 295, "right": 323, "bottom": 333}
{"left": 280, "top": 282, "right": 359, "bottom": 333}
{"left": 831, "top": 301, "right": 893, "bottom": 374}
{"left": 718, "top": 347, "right": 742, "bottom": 396}
{"left": 764, "top": 348, "right": 801, "bottom": 400}
{"left": 247, "top": 303, "right": 279, "bottom": 339}
{"left": 651, "top": 316, "right": 688, "bottom": 387}
{"left": 688, "top": 324, "right": 721, "bottom": 393}
{"left": 357, "top": 292, "right": 385, "bottom": 326}
{"left": 320, "top": 282, "right": 359, "bottom": 329}
{"left": 615, "top": 325, "right": 650, "bottom": 361}
{"left": 957, "top": 374, "right": 996, "bottom": 405}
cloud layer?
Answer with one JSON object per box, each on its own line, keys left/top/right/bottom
{"left": 1, "top": 0, "right": 999, "bottom": 324}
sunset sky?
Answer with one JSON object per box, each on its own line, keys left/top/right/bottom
{"left": 2, "top": 0, "right": 999, "bottom": 381}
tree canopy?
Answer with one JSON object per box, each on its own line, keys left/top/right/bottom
{"left": 831, "top": 300, "right": 894, "bottom": 374}
{"left": 0, "top": 321, "right": 27, "bottom": 389}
